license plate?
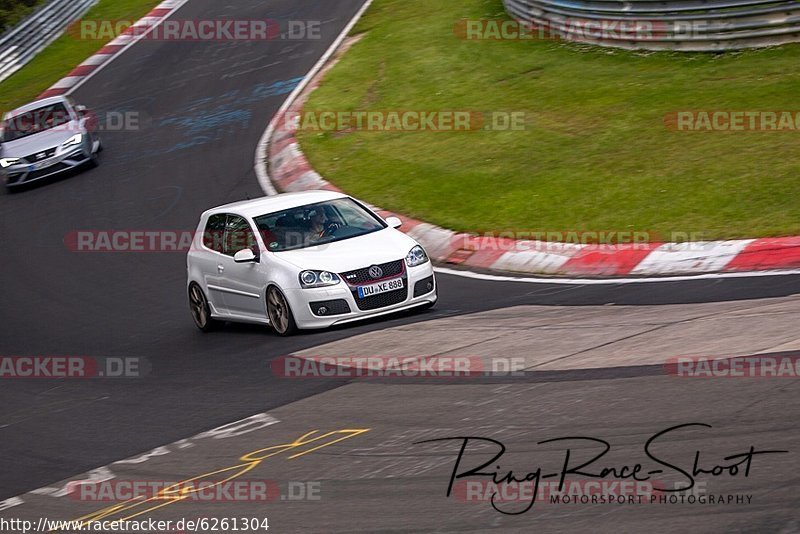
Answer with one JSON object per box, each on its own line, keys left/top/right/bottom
{"left": 357, "top": 277, "right": 403, "bottom": 298}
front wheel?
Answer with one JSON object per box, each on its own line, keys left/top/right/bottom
{"left": 267, "top": 286, "right": 297, "bottom": 336}
{"left": 85, "top": 150, "right": 99, "bottom": 169}
{"left": 189, "top": 284, "right": 218, "bottom": 332}
{"left": 86, "top": 139, "right": 101, "bottom": 168}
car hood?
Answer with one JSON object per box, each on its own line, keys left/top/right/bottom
{"left": 273, "top": 228, "right": 419, "bottom": 273}
{"left": 1, "top": 122, "right": 82, "bottom": 156}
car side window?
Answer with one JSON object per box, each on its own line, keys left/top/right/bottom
{"left": 203, "top": 214, "right": 227, "bottom": 253}
{"left": 223, "top": 215, "right": 258, "bottom": 257}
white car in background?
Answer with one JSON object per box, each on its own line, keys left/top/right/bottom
{"left": 0, "top": 96, "right": 101, "bottom": 188}
{"left": 186, "top": 191, "right": 437, "bottom": 335}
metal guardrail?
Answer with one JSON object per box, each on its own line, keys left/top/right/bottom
{"left": 503, "top": 0, "right": 800, "bottom": 50}
{"left": 0, "top": 0, "right": 98, "bottom": 84}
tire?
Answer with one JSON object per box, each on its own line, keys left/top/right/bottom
{"left": 267, "top": 286, "right": 297, "bottom": 336}
{"left": 85, "top": 151, "right": 99, "bottom": 169}
{"left": 86, "top": 139, "right": 101, "bottom": 168}
{"left": 189, "top": 284, "right": 218, "bottom": 332}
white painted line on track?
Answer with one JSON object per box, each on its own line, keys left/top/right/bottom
{"left": 1, "top": 413, "right": 280, "bottom": 510}
{"left": 254, "top": 0, "right": 375, "bottom": 196}
{"left": 434, "top": 266, "right": 800, "bottom": 285}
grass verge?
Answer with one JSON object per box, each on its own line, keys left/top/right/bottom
{"left": 297, "top": 0, "right": 800, "bottom": 239}
{"left": 0, "top": 0, "right": 160, "bottom": 112}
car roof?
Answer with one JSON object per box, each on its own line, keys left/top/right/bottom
{"left": 4, "top": 96, "right": 70, "bottom": 119}
{"left": 204, "top": 190, "right": 350, "bottom": 218}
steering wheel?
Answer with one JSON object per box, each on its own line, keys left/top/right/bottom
{"left": 321, "top": 221, "right": 341, "bottom": 237}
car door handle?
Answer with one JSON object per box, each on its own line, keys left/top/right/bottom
{"left": 217, "top": 264, "right": 225, "bottom": 273}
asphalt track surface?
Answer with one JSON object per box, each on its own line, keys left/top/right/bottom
{"left": 1, "top": 0, "right": 800, "bottom": 523}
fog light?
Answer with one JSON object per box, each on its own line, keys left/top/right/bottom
{"left": 427, "top": 281, "right": 433, "bottom": 291}
{"left": 317, "top": 306, "right": 328, "bottom": 315}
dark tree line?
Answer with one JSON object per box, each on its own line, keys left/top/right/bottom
{"left": 0, "top": 0, "right": 44, "bottom": 32}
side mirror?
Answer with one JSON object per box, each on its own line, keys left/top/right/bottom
{"left": 386, "top": 216, "right": 402, "bottom": 229}
{"left": 234, "top": 249, "right": 258, "bottom": 263}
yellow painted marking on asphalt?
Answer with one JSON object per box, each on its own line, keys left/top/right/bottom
{"left": 242, "top": 429, "right": 371, "bottom": 461}
{"left": 55, "top": 428, "right": 370, "bottom": 531}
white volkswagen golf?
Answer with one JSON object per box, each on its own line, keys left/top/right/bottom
{"left": 186, "top": 191, "right": 437, "bottom": 335}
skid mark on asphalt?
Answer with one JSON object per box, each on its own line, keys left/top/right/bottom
{"left": 319, "top": 424, "right": 541, "bottom": 482}
{"left": 0, "top": 395, "right": 110, "bottom": 429}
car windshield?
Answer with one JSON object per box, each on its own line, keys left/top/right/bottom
{"left": 254, "top": 198, "right": 386, "bottom": 252}
{"left": 1, "top": 103, "right": 72, "bottom": 143}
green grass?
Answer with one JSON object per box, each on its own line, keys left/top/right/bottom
{"left": 297, "top": 0, "right": 800, "bottom": 239}
{"left": 0, "top": 0, "right": 160, "bottom": 112}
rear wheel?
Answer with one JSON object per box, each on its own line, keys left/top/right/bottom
{"left": 189, "top": 284, "right": 218, "bottom": 332}
{"left": 267, "top": 286, "right": 297, "bottom": 336}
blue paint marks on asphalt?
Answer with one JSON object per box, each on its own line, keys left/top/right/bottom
{"left": 155, "top": 76, "right": 304, "bottom": 155}
{"left": 249, "top": 77, "right": 304, "bottom": 101}
{"left": 160, "top": 109, "right": 252, "bottom": 136}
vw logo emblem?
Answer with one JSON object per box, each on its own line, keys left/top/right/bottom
{"left": 368, "top": 266, "right": 383, "bottom": 279}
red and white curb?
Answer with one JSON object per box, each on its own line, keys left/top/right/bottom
{"left": 38, "top": 0, "right": 190, "bottom": 99}
{"left": 257, "top": 5, "right": 800, "bottom": 278}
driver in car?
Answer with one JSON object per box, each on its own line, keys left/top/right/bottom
{"left": 308, "top": 209, "right": 330, "bottom": 238}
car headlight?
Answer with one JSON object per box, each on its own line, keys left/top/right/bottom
{"left": 299, "top": 270, "right": 341, "bottom": 288}
{"left": 62, "top": 133, "right": 83, "bottom": 147}
{"left": 405, "top": 245, "right": 429, "bottom": 267}
{"left": 0, "top": 158, "right": 20, "bottom": 168}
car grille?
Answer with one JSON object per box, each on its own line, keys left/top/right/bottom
{"left": 341, "top": 259, "right": 405, "bottom": 286}
{"left": 26, "top": 162, "right": 71, "bottom": 179}
{"left": 413, "top": 275, "right": 435, "bottom": 298}
{"left": 22, "top": 147, "right": 57, "bottom": 163}
{"left": 309, "top": 299, "right": 351, "bottom": 317}
{"left": 352, "top": 279, "right": 408, "bottom": 311}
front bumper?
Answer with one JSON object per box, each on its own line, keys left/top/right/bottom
{"left": 285, "top": 262, "right": 437, "bottom": 330}
{"left": 2, "top": 146, "right": 92, "bottom": 187}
